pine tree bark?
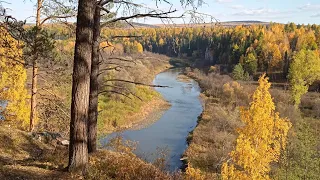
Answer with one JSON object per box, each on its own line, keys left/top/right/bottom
{"left": 68, "top": 0, "right": 94, "bottom": 172}
{"left": 29, "top": 0, "right": 43, "bottom": 132}
{"left": 88, "top": 4, "right": 101, "bottom": 154}
{"left": 30, "top": 58, "right": 38, "bottom": 131}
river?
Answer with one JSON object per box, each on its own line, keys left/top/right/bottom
{"left": 101, "top": 68, "right": 203, "bottom": 171}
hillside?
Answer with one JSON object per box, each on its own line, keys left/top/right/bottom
{"left": 0, "top": 125, "right": 173, "bottom": 179}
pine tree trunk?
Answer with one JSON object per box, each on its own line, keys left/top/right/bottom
{"left": 68, "top": 0, "right": 94, "bottom": 172}
{"left": 88, "top": 5, "right": 101, "bottom": 154}
{"left": 30, "top": 59, "right": 38, "bottom": 131}
{"left": 29, "top": 0, "right": 43, "bottom": 132}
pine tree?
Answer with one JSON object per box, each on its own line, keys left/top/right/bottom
{"left": 222, "top": 74, "right": 292, "bottom": 180}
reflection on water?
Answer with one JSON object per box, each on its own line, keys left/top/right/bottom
{"left": 101, "top": 68, "right": 203, "bottom": 171}
{"left": 0, "top": 100, "right": 8, "bottom": 120}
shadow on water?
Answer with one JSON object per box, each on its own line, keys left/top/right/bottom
{"left": 101, "top": 68, "right": 203, "bottom": 172}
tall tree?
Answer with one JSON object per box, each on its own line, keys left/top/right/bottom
{"left": 221, "top": 74, "right": 292, "bottom": 179}
{"left": 29, "top": 0, "right": 42, "bottom": 132}
{"left": 68, "top": 0, "right": 94, "bottom": 172}
{"left": 88, "top": 1, "right": 101, "bottom": 153}
{"left": 86, "top": 0, "right": 187, "bottom": 153}
{"left": 28, "top": 0, "right": 75, "bottom": 131}
{"left": 289, "top": 50, "right": 320, "bottom": 107}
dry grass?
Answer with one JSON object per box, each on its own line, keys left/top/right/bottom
{"left": 184, "top": 68, "right": 320, "bottom": 179}
{"left": 0, "top": 125, "right": 182, "bottom": 179}
{"left": 0, "top": 124, "right": 71, "bottom": 179}
{"left": 87, "top": 150, "right": 177, "bottom": 180}
{"left": 183, "top": 69, "right": 246, "bottom": 178}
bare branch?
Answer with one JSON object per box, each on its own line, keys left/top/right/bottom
{"left": 100, "top": 0, "right": 113, "bottom": 6}
{"left": 99, "top": 90, "right": 132, "bottom": 99}
{"left": 98, "top": 5, "right": 111, "bottom": 14}
{"left": 105, "top": 79, "right": 170, "bottom": 88}
{"left": 110, "top": 35, "right": 142, "bottom": 39}
{"left": 40, "top": 14, "right": 75, "bottom": 26}
{"left": 101, "top": 9, "right": 181, "bottom": 28}
{"left": 107, "top": 57, "right": 137, "bottom": 64}
{"left": 98, "top": 65, "right": 132, "bottom": 77}
{"left": 102, "top": 84, "right": 143, "bottom": 101}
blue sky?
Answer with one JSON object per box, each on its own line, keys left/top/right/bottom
{"left": 6, "top": 0, "right": 320, "bottom": 24}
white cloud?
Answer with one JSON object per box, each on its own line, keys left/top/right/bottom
{"left": 230, "top": 7, "right": 296, "bottom": 20}
{"left": 230, "top": 5, "right": 244, "bottom": 9}
{"left": 311, "top": 13, "right": 320, "bottom": 18}
{"left": 298, "top": 3, "right": 320, "bottom": 11}
{"left": 232, "top": 8, "right": 279, "bottom": 16}
{"left": 215, "top": 0, "right": 233, "bottom": 3}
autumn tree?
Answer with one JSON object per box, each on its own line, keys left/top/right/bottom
{"left": 243, "top": 52, "right": 257, "bottom": 75}
{"left": 288, "top": 49, "right": 320, "bottom": 107}
{"left": 0, "top": 27, "right": 29, "bottom": 128}
{"left": 221, "top": 74, "right": 292, "bottom": 180}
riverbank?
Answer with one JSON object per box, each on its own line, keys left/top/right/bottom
{"left": 101, "top": 96, "right": 171, "bottom": 134}
{"left": 182, "top": 68, "right": 320, "bottom": 179}
{"left": 124, "top": 97, "right": 171, "bottom": 131}
{"left": 102, "top": 68, "right": 203, "bottom": 171}
{"left": 181, "top": 69, "right": 242, "bottom": 179}
{"left": 97, "top": 53, "right": 172, "bottom": 135}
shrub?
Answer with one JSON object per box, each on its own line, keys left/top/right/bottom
{"left": 232, "top": 63, "right": 249, "bottom": 81}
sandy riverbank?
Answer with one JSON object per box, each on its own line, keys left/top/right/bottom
{"left": 116, "top": 97, "right": 171, "bottom": 132}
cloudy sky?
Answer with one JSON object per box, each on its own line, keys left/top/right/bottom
{"left": 6, "top": 0, "right": 320, "bottom": 24}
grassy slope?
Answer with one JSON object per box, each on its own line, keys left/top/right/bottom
{"left": 0, "top": 125, "right": 71, "bottom": 179}
{"left": 0, "top": 53, "right": 175, "bottom": 179}
{"left": 0, "top": 125, "right": 173, "bottom": 179}
{"left": 97, "top": 53, "right": 171, "bottom": 134}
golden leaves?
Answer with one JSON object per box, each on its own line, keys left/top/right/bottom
{"left": 0, "top": 27, "right": 29, "bottom": 128}
{"left": 222, "top": 74, "right": 292, "bottom": 180}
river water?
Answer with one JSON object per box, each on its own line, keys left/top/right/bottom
{"left": 101, "top": 68, "right": 203, "bottom": 171}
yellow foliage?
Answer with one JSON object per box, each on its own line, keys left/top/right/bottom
{"left": 159, "top": 38, "right": 165, "bottom": 46}
{"left": 135, "top": 41, "right": 143, "bottom": 53}
{"left": 0, "top": 27, "right": 29, "bottom": 128}
{"left": 289, "top": 50, "right": 320, "bottom": 107}
{"left": 221, "top": 74, "right": 292, "bottom": 180}
{"left": 222, "top": 81, "right": 244, "bottom": 103}
{"left": 208, "top": 66, "right": 217, "bottom": 73}
{"left": 185, "top": 163, "right": 205, "bottom": 180}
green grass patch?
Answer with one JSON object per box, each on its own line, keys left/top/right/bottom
{"left": 97, "top": 86, "right": 160, "bottom": 134}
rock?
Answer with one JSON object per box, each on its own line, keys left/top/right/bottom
{"left": 32, "top": 131, "right": 68, "bottom": 146}
{"left": 59, "top": 140, "right": 69, "bottom": 146}
{"left": 180, "top": 157, "right": 188, "bottom": 161}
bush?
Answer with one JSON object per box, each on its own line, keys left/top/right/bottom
{"left": 87, "top": 150, "right": 172, "bottom": 180}
{"left": 232, "top": 63, "right": 249, "bottom": 81}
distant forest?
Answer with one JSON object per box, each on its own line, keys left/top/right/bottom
{"left": 46, "top": 22, "right": 320, "bottom": 81}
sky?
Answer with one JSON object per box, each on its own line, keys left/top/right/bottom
{"left": 5, "top": 0, "right": 320, "bottom": 25}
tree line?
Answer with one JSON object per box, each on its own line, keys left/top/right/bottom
{"left": 99, "top": 23, "right": 320, "bottom": 107}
